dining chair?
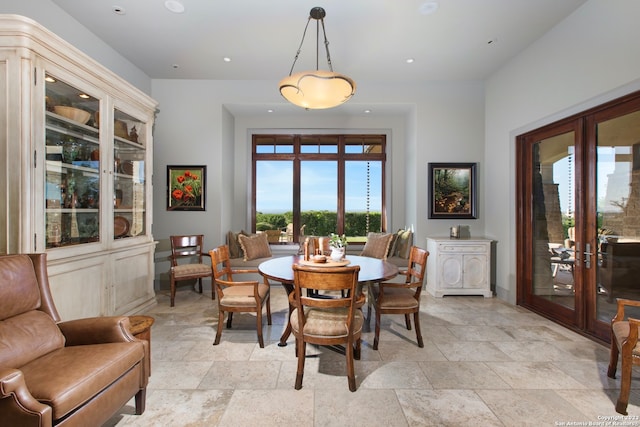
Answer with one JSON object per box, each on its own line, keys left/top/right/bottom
{"left": 290, "top": 264, "right": 363, "bottom": 391}
{"left": 169, "top": 234, "right": 213, "bottom": 307}
{"left": 608, "top": 298, "right": 640, "bottom": 414}
{"left": 369, "top": 245, "right": 428, "bottom": 350}
{"left": 286, "top": 223, "right": 306, "bottom": 242}
{"left": 209, "top": 245, "right": 271, "bottom": 348}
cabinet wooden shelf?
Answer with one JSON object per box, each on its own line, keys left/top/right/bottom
{"left": 0, "top": 15, "right": 158, "bottom": 320}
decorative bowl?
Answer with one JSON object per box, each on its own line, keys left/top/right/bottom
{"left": 54, "top": 106, "right": 91, "bottom": 124}
{"left": 312, "top": 255, "right": 327, "bottom": 263}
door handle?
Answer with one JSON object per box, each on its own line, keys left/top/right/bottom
{"left": 584, "top": 243, "right": 593, "bottom": 269}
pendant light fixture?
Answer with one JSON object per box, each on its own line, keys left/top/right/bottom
{"left": 279, "top": 7, "right": 356, "bottom": 110}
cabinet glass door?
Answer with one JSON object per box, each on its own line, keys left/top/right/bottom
{"left": 113, "top": 108, "right": 146, "bottom": 240}
{"left": 45, "top": 75, "right": 100, "bottom": 248}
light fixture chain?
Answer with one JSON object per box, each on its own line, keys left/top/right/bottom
{"left": 319, "top": 19, "right": 334, "bottom": 72}
{"left": 288, "top": 16, "right": 313, "bottom": 76}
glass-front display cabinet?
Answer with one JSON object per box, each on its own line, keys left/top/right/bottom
{"left": 0, "top": 15, "right": 158, "bottom": 319}
{"left": 44, "top": 79, "right": 150, "bottom": 248}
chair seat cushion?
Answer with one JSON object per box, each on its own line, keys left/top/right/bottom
{"left": 612, "top": 321, "right": 640, "bottom": 356}
{"left": 220, "top": 283, "right": 269, "bottom": 307}
{"left": 20, "top": 342, "right": 144, "bottom": 420}
{"left": 373, "top": 287, "right": 419, "bottom": 309}
{"left": 172, "top": 263, "right": 212, "bottom": 279}
{"left": 290, "top": 308, "right": 363, "bottom": 338}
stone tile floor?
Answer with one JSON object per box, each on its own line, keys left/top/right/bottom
{"left": 107, "top": 284, "right": 640, "bottom": 426}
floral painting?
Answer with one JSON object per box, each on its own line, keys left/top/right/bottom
{"left": 167, "top": 165, "right": 206, "bottom": 211}
{"left": 428, "top": 163, "right": 477, "bottom": 219}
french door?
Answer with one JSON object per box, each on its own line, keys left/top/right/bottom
{"left": 517, "top": 91, "right": 640, "bottom": 342}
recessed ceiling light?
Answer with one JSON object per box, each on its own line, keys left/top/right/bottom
{"left": 406, "top": 58, "right": 415, "bottom": 64}
{"left": 172, "top": 64, "right": 179, "bottom": 69}
{"left": 164, "top": 0, "right": 185, "bottom": 14}
{"left": 267, "top": 109, "right": 274, "bottom": 113}
{"left": 419, "top": 1, "right": 439, "bottom": 15}
{"left": 223, "top": 57, "right": 232, "bottom": 63}
{"left": 364, "top": 109, "right": 371, "bottom": 114}
{"left": 78, "top": 93, "right": 90, "bottom": 99}
{"left": 112, "top": 6, "right": 126, "bottom": 15}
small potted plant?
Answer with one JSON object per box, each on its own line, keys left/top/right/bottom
{"left": 329, "top": 233, "right": 348, "bottom": 261}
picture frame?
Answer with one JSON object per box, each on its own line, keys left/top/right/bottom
{"left": 428, "top": 162, "right": 477, "bottom": 219}
{"left": 167, "top": 165, "right": 206, "bottom": 211}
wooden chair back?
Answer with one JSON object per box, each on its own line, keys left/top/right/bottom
{"left": 170, "top": 234, "right": 206, "bottom": 266}
{"left": 292, "top": 264, "right": 361, "bottom": 312}
{"left": 403, "top": 245, "right": 429, "bottom": 293}
{"left": 210, "top": 244, "right": 234, "bottom": 283}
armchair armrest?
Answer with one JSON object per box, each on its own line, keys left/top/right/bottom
{"left": 57, "top": 316, "right": 134, "bottom": 346}
{"left": 619, "top": 317, "right": 640, "bottom": 355}
{"left": 0, "top": 368, "right": 52, "bottom": 426}
{"left": 613, "top": 298, "right": 640, "bottom": 323}
{"left": 58, "top": 317, "right": 150, "bottom": 381}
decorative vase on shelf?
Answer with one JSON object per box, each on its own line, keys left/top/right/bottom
{"left": 62, "top": 141, "right": 79, "bottom": 163}
{"left": 330, "top": 247, "right": 345, "bottom": 262}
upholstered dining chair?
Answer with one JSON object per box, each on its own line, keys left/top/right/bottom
{"left": 369, "top": 245, "right": 429, "bottom": 350}
{"left": 608, "top": 298, "right": 640, "bottom": 414}
{"left": 290, "top": 264, "right": 363, "bottom": 392}
{"left": 209, "top": 245, "right": 271, "bottom": 348}
{"left": 169, "top": 234, "right": 213, "bottom": 307}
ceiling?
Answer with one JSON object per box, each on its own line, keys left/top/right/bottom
{"left": 50, "top": 0, "right": 586, "bottom": 114}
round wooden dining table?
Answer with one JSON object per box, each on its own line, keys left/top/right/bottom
{"left": 258, "top": 254, "right": 399, "bottom": 346}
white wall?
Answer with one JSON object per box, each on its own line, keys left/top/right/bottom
{"left": 0, "top": 0, "right": 151, "bottom": 94}
{"left": 485, "top": 0, "right": 640, "bottom": 303}
{"left": 150, "top": 79, "right": 485, "bottom": 264}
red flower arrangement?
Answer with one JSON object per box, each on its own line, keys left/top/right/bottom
{"left": 170, "top": 169, "right": 202, "bottom": 207}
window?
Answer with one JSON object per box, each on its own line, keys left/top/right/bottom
{"left": 252, "top": 134, "right": 386, "bottom": 244}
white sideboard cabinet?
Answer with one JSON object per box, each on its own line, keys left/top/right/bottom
{"left": 426, "top": 237, "right": 493, "bottom": 298}
{"left": 0, "top": 15, "right": 158, "bottom": 319}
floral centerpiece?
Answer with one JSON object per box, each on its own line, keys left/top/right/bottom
{"left": 329, "top": 233, "right": 348, "bottom": 248}
{"left": 329, "top": 233, "right": 348, "bottom": 261}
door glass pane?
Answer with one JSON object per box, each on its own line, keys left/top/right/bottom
{"left": 301, "top": 161, "right": 337, "bottom": 236}
{"left": 596, "top": 110, "right": 640, "bottom": 321}
{"left": 45, "top": 75, "right": 100, "bottom": 247}
{"left": 532, "top": 131, "right": 576, "bottom": 310}
{"left": 345, "top": 161, "right": 382, "bottom": 239}
{"left": 255, "top": 161, "right": 292, "bottom": 240}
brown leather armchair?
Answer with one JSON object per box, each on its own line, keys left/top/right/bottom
{"left": 0, "top": 253, "right": 149, "bottom": 426}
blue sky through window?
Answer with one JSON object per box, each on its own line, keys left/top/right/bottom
{"left": 256, "top": 160, "right": 382, "bottom": 213}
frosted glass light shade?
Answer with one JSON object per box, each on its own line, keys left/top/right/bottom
{"left": 279, "top": 69, "right": 356, "bottom": 109}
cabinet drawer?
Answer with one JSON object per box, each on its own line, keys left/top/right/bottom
{"left": 438, "top": 244, "right": 488, "bottom": 254}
